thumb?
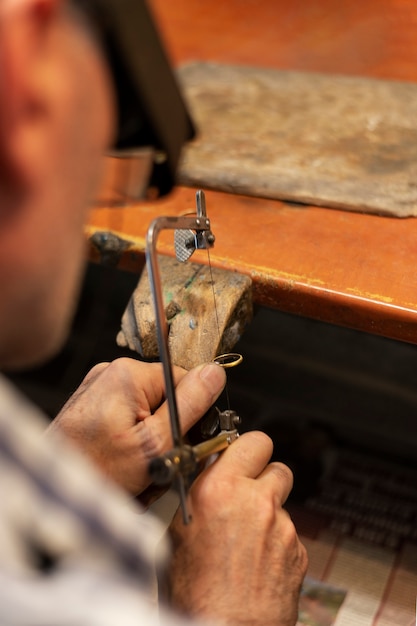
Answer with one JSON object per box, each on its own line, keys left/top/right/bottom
{"left": 207, "top": 431, "right": 274, "bottom": 480}
{"left": 156, "top": 362, "right": 227, "bottom": 436}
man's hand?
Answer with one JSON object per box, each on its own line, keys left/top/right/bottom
{"left": 169, "top": 431, "right": 308, "bottom": 626}
{"left": 47, "top": 358, "right": 226, "bottom": 496}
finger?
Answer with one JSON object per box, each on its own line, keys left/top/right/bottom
{"left": 86, "top": 359, "right": 188, "bottom": 420}
{"left": 155, "top": 362, "right": 226, "bottom": 436}
{"left": 129, "top": 362, "right": 188, "bottom": 417}
{"left": 80, "top": 361, "right": 110, "bottom": 385}
{"left": 209, "top": 431, "right": 273, "bottom": 480}
{"left": 257, "top": 462, "right": 294, "bottom": 506}
{"left": 57, "top": 362, "right": 112, "bottom": 411}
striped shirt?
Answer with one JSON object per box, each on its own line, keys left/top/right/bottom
{"left": 0, "top": 374, "right": 186, "bottom": 626}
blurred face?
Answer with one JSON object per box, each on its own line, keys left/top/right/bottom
{"left": 0, "top": 4, "right": 115, "bottom": 369}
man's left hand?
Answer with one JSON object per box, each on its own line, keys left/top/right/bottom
{"left": 47, "top": 358, "right": 226, "bottom": 496}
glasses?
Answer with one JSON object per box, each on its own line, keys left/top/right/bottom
{"left": 72, "top": 0, "right": 195, "bottom": 203}
{"left": 95, "top": 148, "right": 162, "bottom": 207}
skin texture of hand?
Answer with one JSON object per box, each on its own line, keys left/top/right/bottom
{"left": 47, "top": 357, "right": 226, "bottom": 496}
{"left": 168, "top": 431, "right": 308, "bottom": 626}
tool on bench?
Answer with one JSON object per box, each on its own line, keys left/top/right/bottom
{"left": 145, "top": 190, "right": 242, "bottom": 523}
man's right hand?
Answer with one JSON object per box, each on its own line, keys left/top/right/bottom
{"left": 168, "top": 431, "right": 308, "bottom": 626}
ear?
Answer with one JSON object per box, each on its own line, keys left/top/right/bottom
{"left": 0, "top": 0, "right": 61, "bottom": 189}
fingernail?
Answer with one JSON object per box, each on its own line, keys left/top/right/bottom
{"left": 198, "top": 362, "right": 226, "bottom": 386}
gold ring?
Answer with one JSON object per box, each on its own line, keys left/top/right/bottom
{"left": 213, "top": 353, "right": 243, "bottom": 368}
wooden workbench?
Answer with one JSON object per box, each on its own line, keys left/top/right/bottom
{"left": 88, "top": 0, "right": 417, "bottom": 345}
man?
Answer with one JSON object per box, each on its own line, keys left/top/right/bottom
{"left": 0, "top": 0, "right": 308, "bottom": 624}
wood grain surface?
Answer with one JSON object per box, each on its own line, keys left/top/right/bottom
{"left": 117, "top": 255, "right": 253, "bottom": 369}
{"left": 177, "top": 62, "right": 417, "bottom": 216}
{"left": 88, "top": 0, "right": 417, "bottom": 344}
